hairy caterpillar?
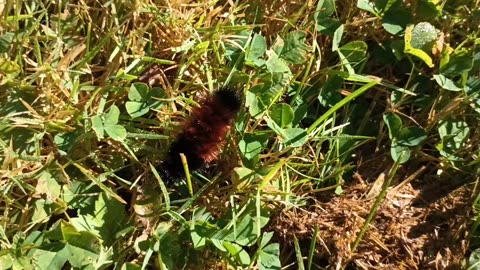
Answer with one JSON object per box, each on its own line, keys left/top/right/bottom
{"left": 158, "top": 86, "right": 242, "bottom": 184}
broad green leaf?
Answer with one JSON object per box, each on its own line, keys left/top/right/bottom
{"left": 268, "top": 70, "right": 293, "bottom": 95}
{"left": 315, "top": 1, "right": 340, "bottom": 35}
{"left": 104, "top": 124, "right": 127, "bottom": 141}
{"left": 125, "top": 83, "right": 149, "bottom": 118}
{"left": 266, "top": 50, "right": 290, "bottom": 73}
{"left": 0, "top": 32, "right": 14, "bottom": 53}
{"left": 440, "top": 50, "right": 473, "bottom": 77}
{"left": 472, "top": 49, "right": 480, "bottom": 74}
{"left": 292, "top": 104, "right": 308, "bottom": 127}
{"left": 246, "top": 89, "right": 266, "bottom": 118}
{"left": 433, "top": 74, "right": 463, "bottom": 91}
{"left": 404, "top": 24, "right": 434, "bottom": 67}
{"left": 239, "top": 132, "right": 269, "bottom": 168}
{"left": 154, "top": 222, "right": 174, "bottom": 239}
{"left": 54, "top": 132, "right": 78, "bottom": 153}
{"left": 316, "top": 18, "right": 341, "bottom": 36}
{"left": 357, "top": 0, "right": 378, "bottom": 15}
{"left": 271, "top": 36, "right": 285, "bottom": 56}
{"left": 223, "top": 242, "right": 251, "bottom": 266}
{"left": 210, "top": 238, "right": 227, "bottom": 252}
{"left": 62, "top": 180, "right": 96, "bottom": 209}
{"left": 36, "top": 171, "right": 62, "bottom": 200}
{"left": 437, "top": 119, "right": 470, "bottom": 162}
{"left": 396, "top": 127, "right": 427, "bottom": 146}
{"left": 260, "top": 232, "right": 274, "bottom": 248}
{"left": 0, "top": 254, "right": 13, "bottom": 269}
{"left": 104, "top": 105, "right": 127, "bottom": 141}
{"left": 384, "top": 113, "right": 413, "bottom": 163}
{"left": 232, "top": 167, "right": 257, "bottom": 186}
{"left": 384, "top": 113, "right": 426, "bottom": 155}
{"left": 46, "top": 220, "right": 101, "bottom": 265}
{"left": 313, "top": 0, "right": 339, "bottom": 36}
{"left": 235, "top": 110, "right": 248, "bottom": 132}
{"left": 91, "top": 115, "right": 104, "bottom": 138}
{"left": 383, "top": 113, "right": 403, "bottom": 139}
{"left": 12, "top": 256, "right": 35, "bottom": 270}
{"left": 225, "top": 214, "right": 257, "bottom": 246}
{"left": 469, "top": 248, "right": 480, "bottom": 270}
{"left": 438, "top": 119, "right": 470, "bottom": 149}
{"left": 410, "top": 22, "right": 439, "bottom": 50}
{"left": 32, "top": 243, "right": 70, "bottom": 270}
{"left": 28, "top": 226, "right": 98, "bottom": 269}
{"left": 314, "top": 0, "right": 341, "bottom": 36}
{"left": 391, "top": 142, "right": 410, "bottom": 164}
{"left": 315, "top": 0, "right": 335, "bottom": 18}
{"left": 31, "top": 199, "right": 50, "bottom": 224}
{"left": 390, "top": 40, "right": 405, "bottom": 60}
{"left": 92, "top": 192, "right": 129, "bottom": 242}
{"left": 246, "top": 84, "right": 277, "bottom": 118}
{"left": 246, "top": 33, "right": 267, "bottom": 63}
{"left": 71, "top": 192, "right": 129, "bottom": 246}
{"left": 337, "top": 50, "right": 355, "bottom": 74}
{"left": 24, "top": 231, "right": 45, "bottom": 247}
{"left": 134, "top": 236, "right": 151, "bottom": 253}
{"left": 128, "top": 82, "right": 149, "bottom": 101}
{"left": 466, "top": 77, "right": 480, "bottom": 114}
{"left": 0, "top": 58, "right": 20, "bottom": 74}
{"left": 65, "top": 235, "right": 100, "bottom": 267}
{"left": 259, "top": 243, "right": 281, "bottom": 269}
{"left": 318, "top": 75, "right": 343, "bottom": 108}
{"left": 269, "top": 103, "right": 294, "bottom": 128}
{"left": 190, "top": 229, "right": 207, "bottom": 249}
{"left": 224, "top": 30, "right": 249, "bottom": 62}
{"left": 126, "top": 84, "right": 166, "bottom": 118}
{"left": 282, "top": 128, "right": 307, "bottom": 148}
{"left": 45, "top": 221, "right": 79, "bottom": 242}
{"left": 125, "top": 102, "right": 149, "bottom": 118}
{"left": 332, "top": 24, "right": 344, "bottom": 51}
{"left": 266, "top": 117, "right": 286, "bottom": 138}
{"left": 156, "top": 230, "right": 184, "bottom": 269}
{"left": 416, "top": 0, "right": 442, "bottom": 20}
{"left": 280, "top": 31, "right": 310, "bottom": 64}
{"left": 339, "top": 41, "right": 368, "bottom": 65}
{"left": 359, "top": 0, "right": 401, "bottom": 16}
{"left": 382, "top": 0, "right": 400, "bottom": 13}
{"left": 382, "top": 9, "right": 412, "bottom": 35}
{"left": 104, "top": 105, "right": 120, "bottom": 126}
{"left": 465, "top": 76, "right": 480, "bottom": 92}
{"left": 307, "top": 81, "right": 378, "bottom": 134}
{"left": 92, "top": 248, "right": 113, "bottom": 270}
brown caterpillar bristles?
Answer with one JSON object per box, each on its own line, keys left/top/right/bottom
{"left": 158, "top": 86, "right": 242, "bottom": 184}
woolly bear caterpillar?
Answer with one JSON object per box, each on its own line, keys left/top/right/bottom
{"left": 158, "top": 86, "right": 242, "bottom": 184}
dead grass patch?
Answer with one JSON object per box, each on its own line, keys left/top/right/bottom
{"left": 271, "top": 172, "right": 472, "bottom": 269}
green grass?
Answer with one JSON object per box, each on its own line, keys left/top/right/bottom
{"left": 1, "top": 0, "right": 480, "bottom": 269}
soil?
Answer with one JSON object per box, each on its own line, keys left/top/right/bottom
{"left": 270, "top": 168, "right": 473, "bottom": 270}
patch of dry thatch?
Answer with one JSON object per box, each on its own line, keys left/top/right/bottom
{"left": 270, "top": 171, "right": 472, "bottom": 269}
